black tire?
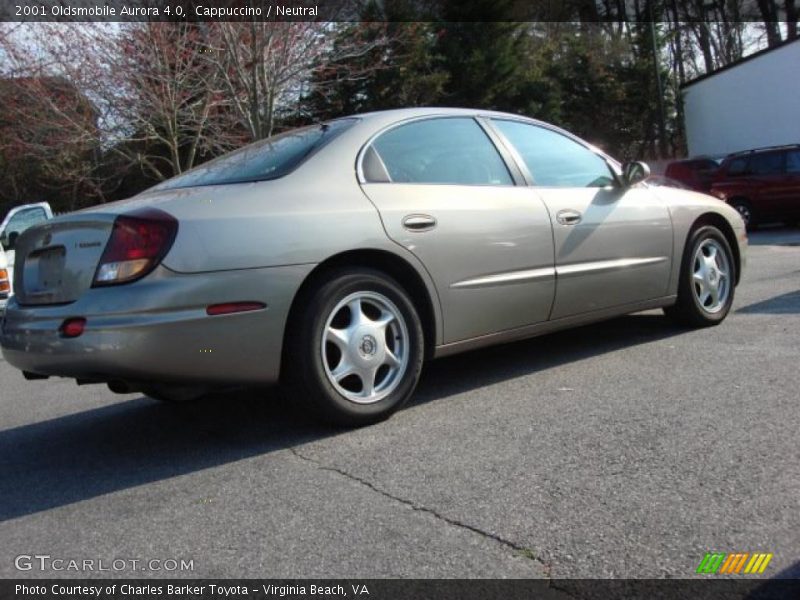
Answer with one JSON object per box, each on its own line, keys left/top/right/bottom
{"left": 285, "top": 267, "right": 425, "bottom": 426}
{"left": 730, "top": 198, "right": 757, "bottom": 230}
{"left": 664, "top": 225, "right": 736, "bottom": 327}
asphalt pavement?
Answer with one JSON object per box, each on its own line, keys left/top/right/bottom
{"left": 1, "top": 227, "right": 798, "bottom": 580}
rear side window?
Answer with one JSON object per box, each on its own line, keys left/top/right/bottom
{"left": 369, "top": 118, "right": 513, "bottom": 186}
{"left": 491, "top": 119, "right": 614, "bottom": 187}
{"left": 153, "top": 119, "right": 356, "bottom": 191}
{"left": 749, "top": 152, "right": 784, "bottom": 175}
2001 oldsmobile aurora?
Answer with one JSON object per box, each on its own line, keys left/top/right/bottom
{"left": 0, "top": 108, "right": 746, "bottom": 425}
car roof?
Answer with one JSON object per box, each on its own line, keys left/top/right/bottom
{"left": 353, "top": 106, "right": 529, "bottom": 121}
{"left": 725, "top": 144, "right": 800, "bottom": 159}
{"left": 346, "top": 107, "right": 572, "bottom": 135}
{"left": 343, "top": 107, "right": 616, "bottom": 166}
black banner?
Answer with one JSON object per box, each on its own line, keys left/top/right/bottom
{"left": 2, "top": 580, "right": 800, "bottom": 600}
{"left": 1, "top": 0, "right": 796, "bottom": 23}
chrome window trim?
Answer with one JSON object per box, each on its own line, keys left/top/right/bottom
{"left": 482, "top": 116, "right": 624, "bottom": 188}
{"left": 356, "top": 114, "right": 518, "bottom": 187}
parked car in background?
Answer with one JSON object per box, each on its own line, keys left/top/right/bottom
{"left": 0, "top": 202, "right": 53, "bottom": 244}
{"left": 644, "top": 175, "right": 692, "bottom": 190}
{"left": 0, "top": 109, "right": 746, "bottom": 426}
{"left": 664, "top": 157, "right": 722, "bottom": 192}
{"left": 0, "top": 202, "right": 54, "bottom": 298}
{"left": 0, "top": 246, "right": 9, "bottom": 315}
{"left": 710, "top": 144, "right": 800, "bottom": 229}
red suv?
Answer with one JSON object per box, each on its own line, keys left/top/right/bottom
{"left": 664, "top": 157, "right": 721, "bottom": 192}
{"left": 710, "top": 145, "right": 800, "bottom": 229}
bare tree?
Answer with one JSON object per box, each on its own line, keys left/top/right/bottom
{"left": 106, "top": 22, "right": 240, "bottom": 181}
{"left": 0, "top": 24, "right": 108, "bottom": 208}
{"left": 755, "top": 0, "right": 784, "bottom": 46}
{"left": 0, "top": 22, "right": 243, "bottom": 206}
{"left": 201, "top": 22, "right": 389, "bottom": 141}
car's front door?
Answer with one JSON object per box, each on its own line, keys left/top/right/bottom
{"left": 358, "top": 116, "right": 555, "bottom": 343}
{"left": 489, "top": 119, "right": 673, "bottom": 320}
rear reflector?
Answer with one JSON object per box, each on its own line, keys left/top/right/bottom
{"left": 206, "top": 302, "right": 266, "bottom": 316}
{"left": 60, "top": 317, "right": 87, "bottom": 338}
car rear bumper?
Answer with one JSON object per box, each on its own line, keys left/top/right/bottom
{"left": 0, "top": 263, "right": 313, "bottom": 385}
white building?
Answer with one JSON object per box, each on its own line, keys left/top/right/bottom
{"left": 682, "top": 38, "right": 800, "bottom": 157}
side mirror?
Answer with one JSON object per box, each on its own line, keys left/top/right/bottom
{"left": 622, "top": 161, "right": 651, "bottom": 187}
{"left": 4, "top": 231, "right": 18, "bottom": 251}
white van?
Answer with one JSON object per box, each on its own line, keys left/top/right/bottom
{"left": 0, "top": 245, "right": 9, "bottom": 315}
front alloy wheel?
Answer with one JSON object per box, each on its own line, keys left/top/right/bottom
{"left": 691, "top": 238, "right": 732, "bottom": 314}
{"left": 286, "top": 267, "right": 424, "bottom": 425}
{"left": 664, "top": 225, "right": 736, "bottom": 327}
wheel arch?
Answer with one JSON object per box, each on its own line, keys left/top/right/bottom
{"left": 691, "top": 212, "right": 742, "bottom": 285}
{"left": 281, "top": 248, "right": 441, "bottom": 380}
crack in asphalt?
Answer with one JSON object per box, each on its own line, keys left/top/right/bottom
{"left": 289, "top": 445, "right": 556, "bottom": 579}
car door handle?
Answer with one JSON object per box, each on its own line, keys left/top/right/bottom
{"left": 556, "top": 209, "right": 582, "bottom": 226}
{"left": 402, "top": 214, "right": 437, "bottom": 232}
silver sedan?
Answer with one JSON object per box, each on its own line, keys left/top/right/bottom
{"left": 0, "top": 108, "right": 747, "bottom": 425}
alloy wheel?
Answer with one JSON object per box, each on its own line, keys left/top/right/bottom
{"left": 733, "top": 203, "right": 751, "bottom": 226}
{"left": 692, "top": 238, "right": 731, "bottom": 314}
{"left": 321, "top": 291, "right": 410, "bottom": 404}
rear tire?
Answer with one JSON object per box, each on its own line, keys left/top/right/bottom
{"left": 664, "top": 225, "right": 736, "bottom": 327}
{"left": 285, "top": 267, "right": 424, "bottom": 426}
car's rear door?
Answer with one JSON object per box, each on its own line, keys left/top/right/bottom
{"left": 488, "top": 118, "right": 673, "bottom": 320}
{"left": 748, "top": 151, "right": 787, "bottom": 219}
{"left": 358, "top": 116, "right": 555, "bottom": 344}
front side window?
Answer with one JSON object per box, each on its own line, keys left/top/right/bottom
{"left": 749, "top": 152, "right": 784, "bottom": 175}
{"left": 726, "top": 157, "right": 749, "bottom": 176}
{"left": 152, "top": 119, "right": 356, "bottom": 191}
{"left": 492, "top": 120, "right": 614, "bottom": 187}
{"left": 784, "top": 150, "right": 800, "bottom": 174}
{"left": 369, "top": 117, "right": 513, "bottom": 186}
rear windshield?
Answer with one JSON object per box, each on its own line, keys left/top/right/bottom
{"left": 151, "top": 119, "right": 356, "bottom": 191}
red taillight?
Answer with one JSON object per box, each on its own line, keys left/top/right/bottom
{"left": 93, "top": 208, "right": 178, "bottom": 286}
{"left": 60, "top": 317, "right": 86, "bottom": 338}
{"left": 206, "top": 302, "right": 266, "bottom": 316}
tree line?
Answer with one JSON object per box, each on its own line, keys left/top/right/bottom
{"left": 0, "top": 0, "right": 796, "bottom": 214}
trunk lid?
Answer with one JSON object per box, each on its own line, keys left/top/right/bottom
{"left": 13, "top": 214, "right": 116, "bottom": 305}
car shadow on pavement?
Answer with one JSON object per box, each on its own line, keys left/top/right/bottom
{"left": 0, "top": 313, "right": 685, "bottom": 522}
{"left": 736, "top": 290, "right": 800, "bottom": 315}
{"left": 746, "top": 226, "right": 800, "bottom": 246}
{"left": 410, "top": 313, "right": 686, "bottom": 407}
